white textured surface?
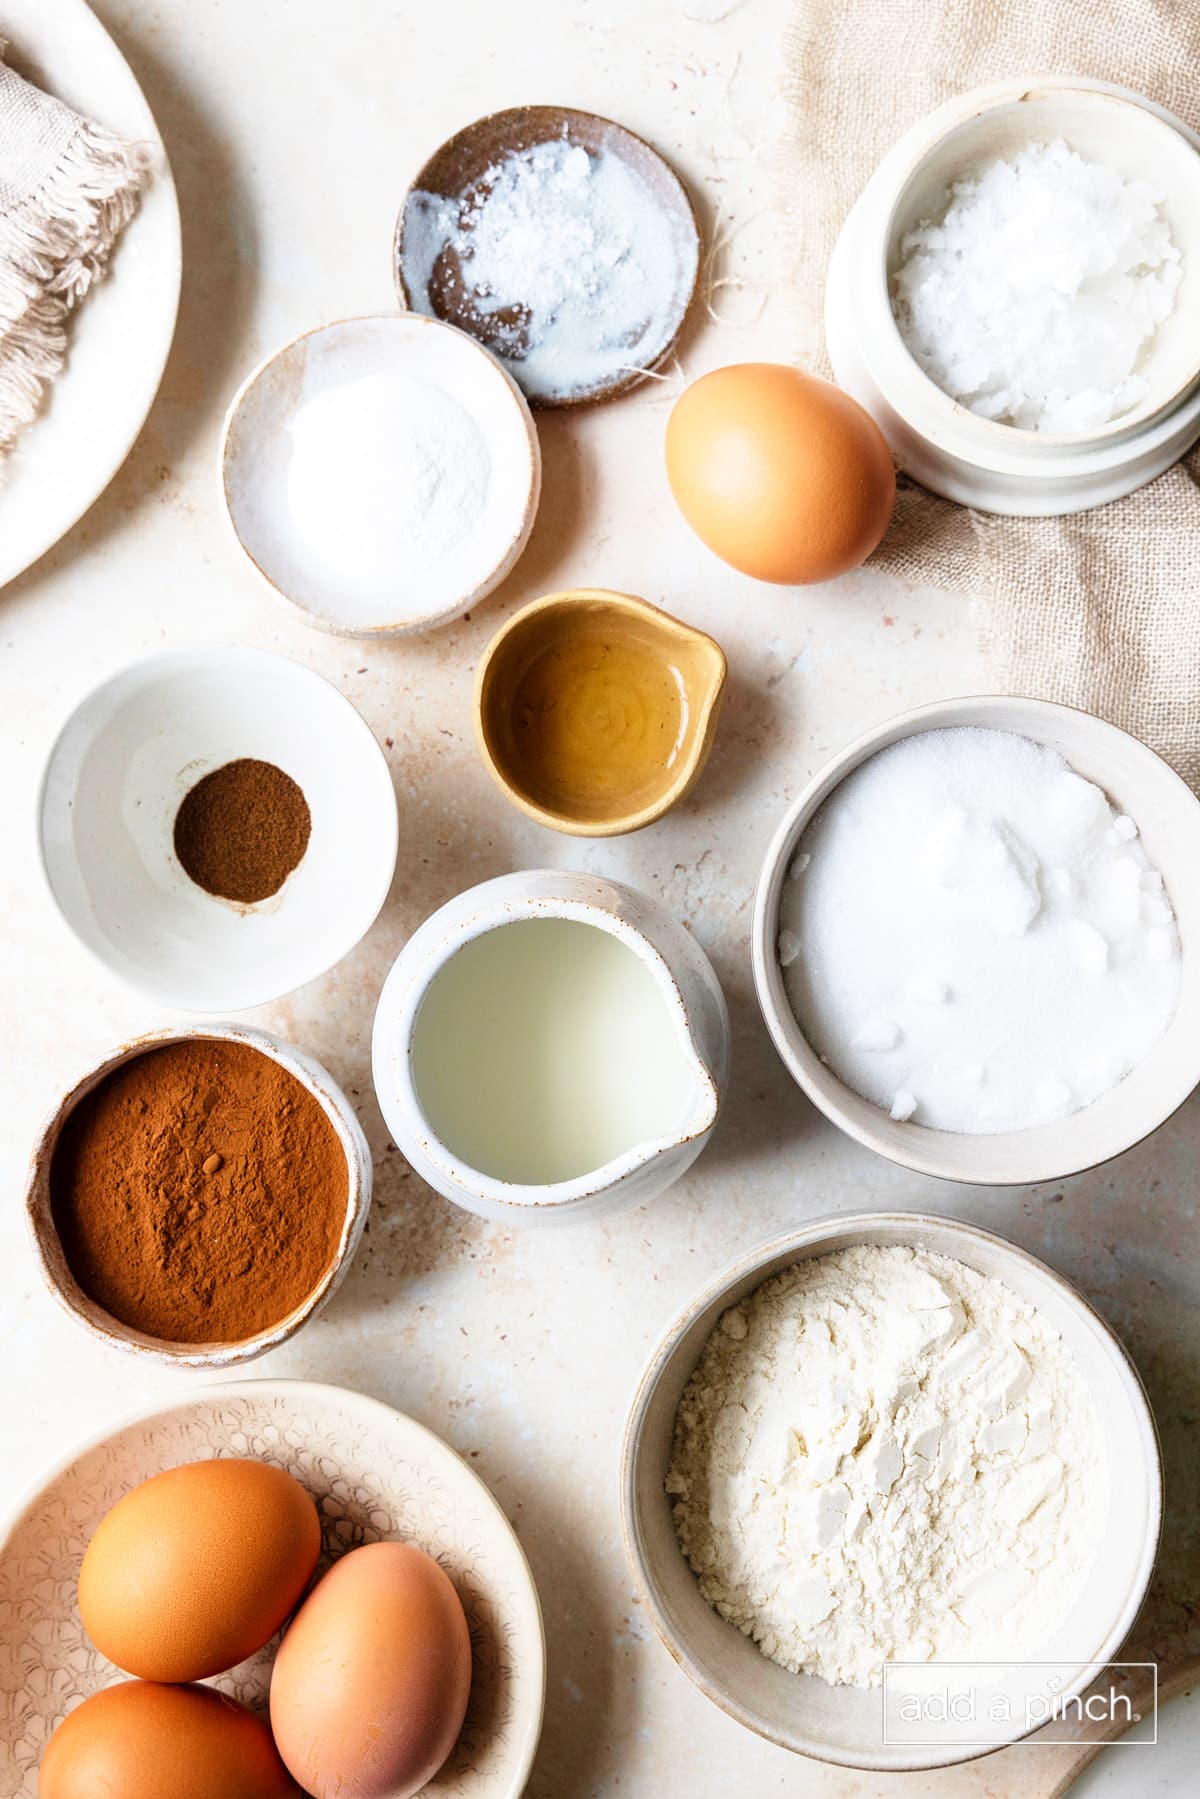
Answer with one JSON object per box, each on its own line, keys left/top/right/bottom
{"left": 1, "top": 3, "right": 1196, "bottom": 1796}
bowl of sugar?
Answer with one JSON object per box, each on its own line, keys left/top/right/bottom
{"left": 825, "top": 76, "right": 1200, "bottom": 513}
{"left": 221, "top": 314, "right": 541, "bottom": 635}
{"left": 752, "top": 695, "right": 1200, "bottom": 1185}
{"left": 622, "top": 1210, "right": 1162, "bottom": 1769}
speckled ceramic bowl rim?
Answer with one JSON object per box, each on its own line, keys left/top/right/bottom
{"left": 24, "top": 1024, "right": 372, "bottom": 1368}
{"left": 473, "top": 589, "right": 727, "bottom": 837}
{"left": 219, "top": 314, "right": 542, "bottom": 637}
{"left": 620, "top": 1208, "right": 1164, "bottom": 1772}
{"left": 0, "top": 1377, "right": 547, "bottom": 1799}
{"left": 751, "top": 694, "right": 1200, "bottom": 1185}
{"left": 374, "top": 883, "right": 722, "bottom": 1210}
{"left": 392, "top": 105, "right": 702, "bottom": 409}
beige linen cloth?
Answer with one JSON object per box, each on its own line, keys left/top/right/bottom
{"left": 777, "top": 0, "right": 1200, "bottom": 788}
{"left": 0, "top": 41, "right": 146, "bottom": 465}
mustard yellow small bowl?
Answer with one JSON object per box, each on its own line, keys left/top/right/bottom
{"left": 474, "top": 589, "right": 727, "bottom": 837}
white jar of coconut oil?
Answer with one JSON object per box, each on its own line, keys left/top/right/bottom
{"left": 825, "top": 77, "right": 1200, "bottom": 515}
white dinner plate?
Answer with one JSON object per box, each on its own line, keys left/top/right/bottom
{"left": 0, "top": 1380, "right": 546, "bottom": 1797}
{"left": 0, "top": 0, "right": 180, "bottom": 586}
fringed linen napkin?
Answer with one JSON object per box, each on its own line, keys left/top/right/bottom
{"left": 776, "top": 0, "right": 1200, "bottom": 789}
{"left": 0, "top": 42, "right": 147, "bottom": 462}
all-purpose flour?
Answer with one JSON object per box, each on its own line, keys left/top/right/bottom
{"left": 779, "top": 727, "right": 1181, "bottom": 1134}
{"left": 668, "top": 1246, "right": 1107, "bottom": 1689}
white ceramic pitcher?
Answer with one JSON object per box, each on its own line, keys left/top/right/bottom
{"left": 371, "top": 870, "right": 730, "bottom": 1224}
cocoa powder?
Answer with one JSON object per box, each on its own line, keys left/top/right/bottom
{"left": 50, "top": 1039, "right": 348, "bottom": 1344}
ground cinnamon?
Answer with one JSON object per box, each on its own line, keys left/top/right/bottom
{"left": 50, "top": 1039, "right": 348, "bottom": 1344}
{"left": 174, "top": 758, "right": 311, "bottom": 903}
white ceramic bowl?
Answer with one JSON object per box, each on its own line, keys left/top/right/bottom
{"left": 372, "top": 871, "right": 729, "bottom": 1225}
{"left": 39, "top": 644, "right": 398, "bottom": 1011}
{"left": 24, "top": 1024, "right": 372, "bottom": 1368}
{"left": 222, "top": 314, "right": 542, "bottom": 635}
{"left": 621, "top": 1210, "right": 1162, "bottom": 1771}
{"left": 752, "top": 695, "right": 1200, "bottom": 1185}
{"left": 826, "top": 77, "right": 1200, "bottom": 514}
{"left": 0, "top": 1379, "right": 545, "bottom": 1797}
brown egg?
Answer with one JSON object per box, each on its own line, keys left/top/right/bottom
{"left": 665, "top": 363, "right": 896, "bottom": 583}
{"left": 39, "top": 1681, "right": 298, "bottom": 1799}
{"left": 79, "top": 1459, "right": 320, "bottom": 1682}
{"left": 270, "top": 1541, "right": 471, "bottom": 1799}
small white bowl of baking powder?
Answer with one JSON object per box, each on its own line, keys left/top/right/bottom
{"left": 752, "top": 695, "right": 1200, "bottom": 1186}
{"left": 221, "top": 314, "right": 541, "bottom": 636}
{"left": 622, "top": 1210, "right": 1161, "bottom": 1771}
{"left": 826, "top": 77, "right": 1200, "bottom": 513}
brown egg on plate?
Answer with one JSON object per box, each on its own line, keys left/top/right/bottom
{"left": 39, "top": 1680, "right": 298, "bottom": 1799}
{"left": 270, "top": 1540, "right": 472, "bottom": 1799}
{"left": 79, "top": 1459, "right": 320, "bottom": 1682}
{"left": 665, "top": 362, "right": 896, "bottom": 583}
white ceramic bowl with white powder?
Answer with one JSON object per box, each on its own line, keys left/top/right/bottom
{"left": 825, "top": 77, "right": 1200, "bottom": 513}
{"left": 221, "top": 314, "right": 541, "bottom": 635}
{"left": 752, "top": 695, "right": 1200, "bottom": 1186}
{"left": 621, "top": 1210, "right": 1162, "bottom": 1771}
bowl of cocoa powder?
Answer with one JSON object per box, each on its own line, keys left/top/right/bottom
{"left": 24, "top": 1025, "right": 371, "bottom": 1367}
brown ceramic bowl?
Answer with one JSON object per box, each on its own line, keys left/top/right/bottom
{"left": 24, "top": 1025, "right": 371, "bottom": 1369}
{"left": 394, "top": 105, "right": 701, "bottom": 407}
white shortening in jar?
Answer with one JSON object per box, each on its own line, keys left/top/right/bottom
{"left": 825, "top": 78, "right": 1200, "bottom": 513}
{"left": 892, "top": 139, "right": 1182, "bottom": 433}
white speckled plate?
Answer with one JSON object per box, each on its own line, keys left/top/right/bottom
{"left": 0, "top": 1380, "right": 545, "bottom": 1796}
{"left": 0, "top": 0, "right": 181, "bottom": 588}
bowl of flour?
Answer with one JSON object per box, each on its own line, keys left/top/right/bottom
{"left": 621, "top": 1211, "right": 1161, "bottom": 1770}
{"left": 752, "top": 694, "right": 1200, "bottom": 1185}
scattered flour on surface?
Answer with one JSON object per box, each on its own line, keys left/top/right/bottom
{"left": 892, "top": 139, "right": 1182, "bottom": 433}
{"left": 401, "top": 138, "right": 693, "bottom": 401}
{"left": 778, "top": 727, "right": 1181, "bottom": 1134}
{"left": 668, "top": 1245, "right": 1107, "bottom": 1689}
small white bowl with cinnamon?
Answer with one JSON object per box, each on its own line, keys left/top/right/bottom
{"left": 38, "top": 644, "right": 398, "bottom": 1012}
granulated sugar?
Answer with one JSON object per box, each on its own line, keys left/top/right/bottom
{"left": 668, "top": 1245, "right": 1107, "bottom": 1688}
{"left": 779, "top": 727, "right": 1181, "bottom": 1133}
{"left": 401, "top": 138, "right": 687, "bottom": 401}
{"left": 892, "top": 139, "right": 1182, "bottom": 432}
